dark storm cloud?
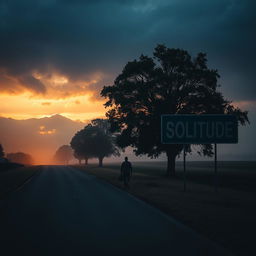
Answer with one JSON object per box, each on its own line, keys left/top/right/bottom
{"left": 0, "top": 0, "right": 255, "bottom": 100}
{"left": 18, "top": 75, "right": 46, "bottom": 94}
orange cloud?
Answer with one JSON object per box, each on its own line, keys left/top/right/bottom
{"left": 232, "top": 100, "right": 256, "bottom": 109}
{"left": 0, "top": 69, "right": 108, "bottom": 101}
{"left": 0, "top": 69, "right": 24, "bottom": 94}
{"left": 41, "top": 102, "right": 51, "bottom": 106}
{"left": 0, "top": 68, "right": 110, "bottom": 121}
{"left": 0, "top": 92, "right": 106, "bottom": 121}
{"left": 29, "top": 71, "right": 105, "bottom": 100}
{"left": 38, "top": 126, "right": 57, "bottom": 135}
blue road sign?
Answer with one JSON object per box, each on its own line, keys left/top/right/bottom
{"left": 161, "top": 115, "right": 238, "bottom": 144}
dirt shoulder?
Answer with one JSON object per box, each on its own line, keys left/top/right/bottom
{"left": 0, "top": 166, "right": 40, "bottom": 199}
{"left": 75, "top": 164, "right": 256, "bottom": 256}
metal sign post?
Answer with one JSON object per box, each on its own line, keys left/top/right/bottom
{"left": 214, "top": 143, "right": 217, "bottom": 192}
{"left": 183, "top": 144, "right": 186, "bottom": 192}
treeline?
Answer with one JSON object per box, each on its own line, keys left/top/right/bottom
{"left": 0, "top": 144, "right": 34, "bottom": 171}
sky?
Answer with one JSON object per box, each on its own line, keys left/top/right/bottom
{"left": 0, "top": 0, "right": 255, "bottom": 160}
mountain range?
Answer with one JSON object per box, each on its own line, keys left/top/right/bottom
{"left": 0, "top": 114, "right": 85, "bottom": 164}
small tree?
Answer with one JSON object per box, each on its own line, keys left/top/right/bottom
{"left": 71, "top": 120, "right": 119, "bottom": 167}
{"left": 0, "top": 144, "right": 4, "bottom": 158}
{"left": 70, "top": 130, "right": 93, "bottom": 165}
{"left": 101, "top": 44, "right": 249, "bottom": 176}
{"left": 54, "top": 145, "right": 73, "bottom": 165}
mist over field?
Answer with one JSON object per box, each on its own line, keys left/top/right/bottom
{"left": 0, "top": 111, "right": 255, "bottom": 164}
{"left": 0, "top": 114, "right": 84, "bottom": 164}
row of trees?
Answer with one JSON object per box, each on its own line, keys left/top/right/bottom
{"left": 70, "top": 119, "right": 119, "bottom": 167}
{"left": 54, "top": 119, "right": 119, "bottom": 167}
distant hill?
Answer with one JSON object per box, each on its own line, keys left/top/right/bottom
{"left": 0, "top": 115, "right": 85, "bottom": 164}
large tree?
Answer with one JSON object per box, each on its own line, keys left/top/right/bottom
{"left": 54, "top": 145, "right": 73, "bottom": 165}
{"left": 70, "top": 120, "right": 119, "bottom": 167}
{"left": 101, "top": 44, "right": 249, "bottom": 176}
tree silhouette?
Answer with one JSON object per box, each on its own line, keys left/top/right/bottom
{"left": 7, "top": 152, "right": 34, "bottom": 165}
{"left": 70, "top": 129, "right": 93, "bottom": 165}
{"left": 71, "top": 120, "right": 119, "bottom": 167}
{"left": 91, "top": 118, "right": 110, "bottom": 134}
{"left": 54, "top": 145, "right": 73, "bottom": 165}
{"left": 73, "top": 151, "right": 85, "bottom": 165}
{"left": 0, "top": 144, "right": 4, "bottom": 158}
{"left": 101, "top": 44, "right": 249, "bottom": 176}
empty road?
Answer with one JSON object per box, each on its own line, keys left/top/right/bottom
{"left": 0, "top": 166, "right": 232, "bottom": 256}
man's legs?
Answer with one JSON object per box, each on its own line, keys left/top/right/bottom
{"left": 123, "top": 172, "right": 130, "bottom": 188}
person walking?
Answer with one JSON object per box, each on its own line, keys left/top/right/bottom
{"left": 120, "top": 157, "right": 132, "bottom": 188}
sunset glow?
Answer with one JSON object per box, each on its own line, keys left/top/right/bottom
{"left": 0, "top": 3, "right": 255, "bottom": 253}
{"left": 0, "top": 0, "right": 255, "bottom": 166}
{"left": 0, "top": 67, "right": 108, "bottom": 121}
{"left": 0, "top": 92, "right": 106, "bottom": 121}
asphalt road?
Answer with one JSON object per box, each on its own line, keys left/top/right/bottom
{"left": 0, "top": 166, "right": 232, "bottom": 256}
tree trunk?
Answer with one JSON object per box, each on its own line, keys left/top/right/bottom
{"left": 79, "top": 159, "right": 81, "bottom": 165}
{"left": 98, "top": 157, "right": 103, "bottom": 167}
{"left": 166, "top": 151, "right": 176, "bottom": 177}
{"left": 85, "top": 158, "right": 88, "bottom": 165}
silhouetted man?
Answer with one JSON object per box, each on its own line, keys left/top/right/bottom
{"left": 120, "top": 157, "right": 132, "bottom": 188}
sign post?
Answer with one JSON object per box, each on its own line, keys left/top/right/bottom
{"left": 183, "top": 145, "right": 186, "bottom": 192}
{"left": 214, "top": 143, "right": 217, "bottom": 192}
{"left": 161, "top": 115, "right": 238, "bottom": 191}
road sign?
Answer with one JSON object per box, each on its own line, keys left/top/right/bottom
{"left": 161, "top": 115, "right": 238, "bottom": 144}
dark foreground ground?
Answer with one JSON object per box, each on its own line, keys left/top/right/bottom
{"left": 0, "top": 166, "right": 39, "bottom": 198}
{"left": 0, "top": 166, "right": 230, "bottom": 256}
{"left": 75, "top": 161, "right": 256, "bottom": 256}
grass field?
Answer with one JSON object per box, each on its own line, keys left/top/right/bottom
{"left": 99, "top": 161, "right": 256, "bottom": 192}
{"left": 75, "top": 161, "right": 256, "bottom": 256}
{"left": 0, "top": 166, "right": 39, "bottom": 199}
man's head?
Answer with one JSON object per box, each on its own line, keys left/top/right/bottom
{"left": 125, "top": 157, "right": 128, "bottom": 162}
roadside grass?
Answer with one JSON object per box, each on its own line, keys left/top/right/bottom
{"left": 0, "top": 166, "right": 39, "bottom": 198}
{"left": 93, "top": 161, "right": 256, "bottom": 192}
{"left": 74, "top": 161, "right": 256, "bottom": 256}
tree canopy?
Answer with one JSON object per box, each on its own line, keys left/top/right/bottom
{"left": 101, "top": 44, "right": 249, "bottom": 176}
{"left": 70, "top": 119, "right": 119, "bottom": 167}
{"left": 70, "top": 127, "right": 94, "bottom": 165}
{"left": 54, "top": 145, "right": 73, "bottom": 165}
